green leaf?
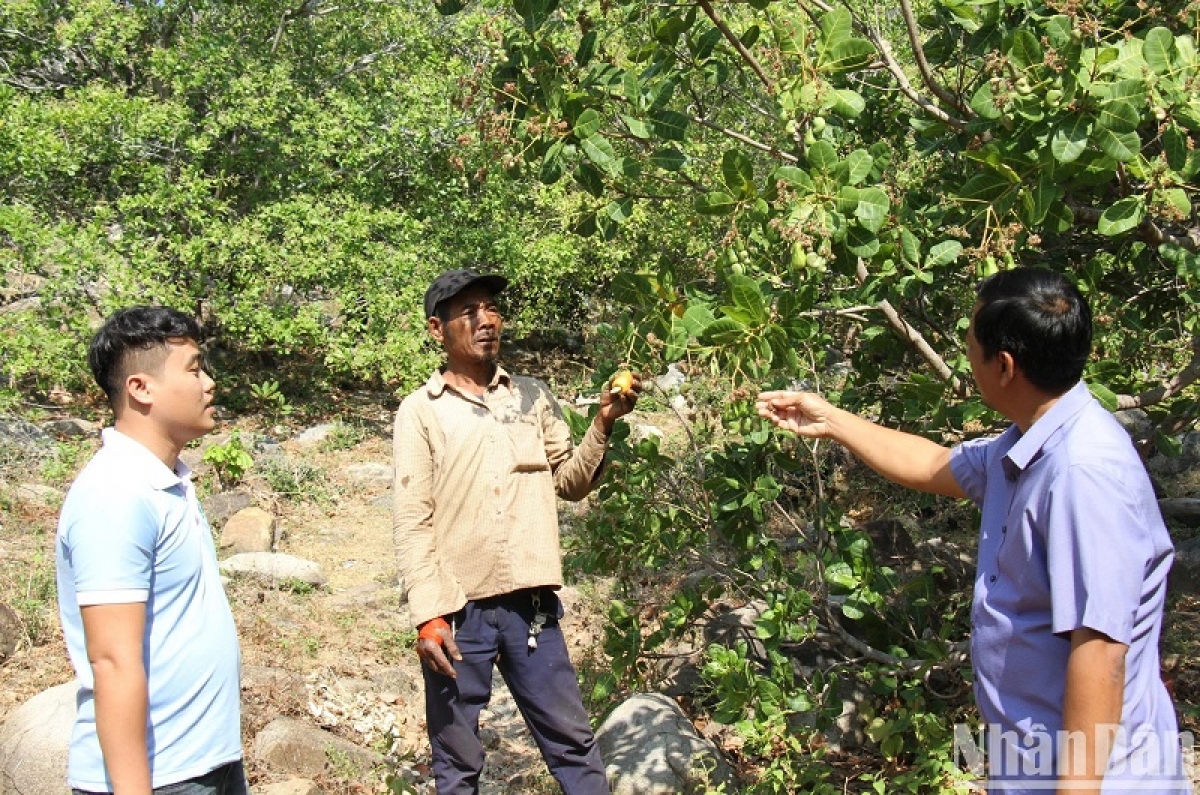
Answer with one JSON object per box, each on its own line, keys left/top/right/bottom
{"left": 843, "top": 149, "right": 873, "bottom": 185}
{"left": 580, "top": 135, "right": 617, "bottom": 170}
{"left": 1094, "top": 127, "right": 1140, "bottom": 162}
{"left": 1087, "top": 381, "right": 1119, "bottom": 411}
{"left": 1018, "top": 178, "right": 1061, "bottom": 226}
{"left": 1095, "top": 99, "right": 1140, "bottom": 133}
{"left": 1096, "top": 196, "right": 1145, "bottom": 236}
{"left": 1051, "top": 115, "right": 1091, "bottom": 163}
{"left": 926, "top": 240, "right": 963, "bottom": 267}
{"left": 1143, "top": 27, "right": 1176, "bottom": 75}
{"left": 729, "top": 273, "right": 768, "bottom": 324}
{"left": 620, "top": 114, "right": 651, "bottom": 139}
{"left": 682, "top": 303, "right": 717, "bottom": 336}
{"left": 649, "top": 147, "right": 686, "bottom": 171}
{"left": 1164, "top": 125, "right": 1189, "bottom": 172}
{"left": 574, "top": 108, "right": 603, "bottom": 139}
{"left": 575, "top": 162, "right": 606, "bottom": 197}
{"left": 855, "top": 187, "right": 889, "bottom": 232}
{"left": 829, "top": 88, "right": 866, "bottom": 118}
{"left": 836, "top": 185, "right": 859, "bottom": 215}
{"left": 845, "top": 225, "right": 879, "bottom": 257}
{"left": 820, "top": 39, "right": 875, "bottom": 73}
{"left": 807, "top": 140, "right": 838, "bottom": 173}
{"left": 539, "top": 141, "right": 564, "bottom": 184}
{"left": 818, "top": 8, "right": 852, "bottom": 47}
{"left": 900, "top": 229, "right": 921, "bottom": 263}
{"left": 958, "top": 172, "right": 1010, "bottom": 204}
{"left": 722, "top": 149, "right": 756, "bottom": 200}
{"left": 1005, "top": 29, "right": 1043, "bottom": 70}
{"left": 605, "top": 198, "right": 634, "bottom": 224}
{"left": 970, "top": 83, "right": 1003, "bottom": 120}
{"left": 1156, "top": 188, "right": 1191, "bottom": 216}
{"left": 1044, "top": 201, "right": 1074, "bottom": 233}
{"left": 576, "top": 30, "right": 597, "bottom": 67}
{"left": 695, "top": 191, "right": 738, "bottom": 215}
{"left": 701, "top": 317, "right": 747, "bottom": 345}
{"left": 774, "top": 166, "right": 814, "bottom": 191}
{"left": 649, "top": 109, "right": 689, "bottom": 142}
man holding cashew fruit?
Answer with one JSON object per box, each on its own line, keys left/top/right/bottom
{"left": 392, "top": 268, "right": 641, "bottom": 794}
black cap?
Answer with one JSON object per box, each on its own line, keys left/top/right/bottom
{"left": 423, "top": 269, "right": 509, "bottom": 320}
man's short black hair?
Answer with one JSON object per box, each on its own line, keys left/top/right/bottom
{"left": 88, "top": 306, "right": 203, "bottom": 405}
{"left": 973, "top": 267, "right": 1091, "bottom": 395}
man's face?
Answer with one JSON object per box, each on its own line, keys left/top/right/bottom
{"left": 136, "top": 339, "right": 217, "bottom": 444}
{"left": 430, "top": 285, "right": 503, "bottom": 368}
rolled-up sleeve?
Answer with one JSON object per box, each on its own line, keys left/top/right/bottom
{"left": 539, "top": 385, "right": 609, "bottom": 501}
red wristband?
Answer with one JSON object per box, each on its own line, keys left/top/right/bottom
{"left": 418, "top": 617, "right": 450, "bottom": 644}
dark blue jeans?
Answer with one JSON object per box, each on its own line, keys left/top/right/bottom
{"left": 73, "top": 760, "right": 248, "bottom": 795}
{"left": 423, "top": 589, "right": 609, "bottom": 795}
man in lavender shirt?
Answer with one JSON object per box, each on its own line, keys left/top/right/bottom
{"left": 757, "top": 268, "right": 1188, "bottom": 794}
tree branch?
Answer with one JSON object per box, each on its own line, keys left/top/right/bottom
{"left": 856, "top": 259, "right": 966, "bottom": 395}
{"left": 696, "top": 0, "right": 775, "bottom": 94}
{"left": 1116, "top": 336, "right": 1200, "bottom": 410}
{"left": 689, "top": 114, "right": 799, "bottom": 163}
{"left": 803, "top": 0, "right": 968, "bottom": 131}
{"left": 1068, "top": 202, "right": 1200, "bottom": 252}
{"left": 897, "top": 0, "right": 970, "bottom": 115}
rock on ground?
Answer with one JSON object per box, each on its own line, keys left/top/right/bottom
{"left": 595, "top": 693, "right": 735, "bottom": 795}
{"left": 219, "top": 507, "right": 276, "bottom": 555}
{"left": 253, "top": 717, "right": 382, "bottom": 778}
{"left": 219, "top": 553, "right": 326, "bottom": 588}
{"left": 0, "top": 682, "right": 74, "bottom": 795}
{"left": 202, "top": 491, "right": 254, "bottom": 526}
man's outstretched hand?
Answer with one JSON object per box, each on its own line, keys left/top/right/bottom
{"left": 755, "top": 390, "right": 837, "bottom": 439}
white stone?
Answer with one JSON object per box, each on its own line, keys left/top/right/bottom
{"left": 0, "top": 682, "right": 75, "bottom": 795}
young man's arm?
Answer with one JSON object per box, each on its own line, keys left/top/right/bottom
{"left": 757, "top": 390, "right": 966, "bottom": 498}
{"left": 1058, "top": 628, "right": 1127, "bottom": 795}
{"left": 81, "top": 601, "right": 152, "bottom": 795}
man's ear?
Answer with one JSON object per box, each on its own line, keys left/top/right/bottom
{"left": 428, "top": 316, "right": 444, "bottom": 344}
{"left": 997, "top": 351, "right": 1017, "bottom": 386}
{"left": 124, "top": 372, "right": 154, "bottom": 409}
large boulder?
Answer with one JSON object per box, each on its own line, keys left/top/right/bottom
{"left": 0, "top": 682, "right": 75, "bottom": 795}
{"left": 219, "top": 507, "right": 275, "bottom": 555}
{"left": 219, "top": 553, "right": 326, "bottom": 589}
{"left": 596, "top": 693, "right": 735, "bottom": 795}
{"left": 253, "top": 718, "right": 382, "bottom": 778}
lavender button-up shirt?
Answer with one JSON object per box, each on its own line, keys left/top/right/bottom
{"left": 950, "top": 382, "right": 1187, "bottom": 793}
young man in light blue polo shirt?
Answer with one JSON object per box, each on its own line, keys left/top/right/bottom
{"left": 56, "top": 306, "right": 243, "bottom": 794}
{"left": 757, "top": 268, "right": 1188, "bottom": 794}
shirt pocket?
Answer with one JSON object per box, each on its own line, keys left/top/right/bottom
{"left": 506, "top": 415, "right": 551, "bottom": 473}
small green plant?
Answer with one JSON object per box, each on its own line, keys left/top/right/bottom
{"left": 318, "top": 419, "right": 370, "bottom": 452}
{"left": 261, "top": 456, "right": 329, "bottom": 502}
{"left": 11, "top": 551, "right": 57, "bottom": 647}
{"left": 202, "top": 431, "right": 254, "bottom": 489}
{"left": 250, "top": 379, "right": 293, "bottom": 420}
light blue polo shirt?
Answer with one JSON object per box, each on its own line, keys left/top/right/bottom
{"left": 56, "top": 429, "right": 242, "bottom": 791}
{"left": 951, "top": 382, "right": 1187, "bottom": 793}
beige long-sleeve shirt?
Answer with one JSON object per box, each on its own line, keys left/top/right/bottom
{"left": 392, "top": 365, "right": 610, "bottom": 626}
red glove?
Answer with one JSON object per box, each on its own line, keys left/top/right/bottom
{"left": 418, "top": 617, "right": 450, "bottom": 645}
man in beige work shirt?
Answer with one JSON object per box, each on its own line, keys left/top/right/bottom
{"left": 393, "top": 268, "right": 641, "bottom": 795}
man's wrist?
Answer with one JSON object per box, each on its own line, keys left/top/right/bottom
{"left": 418, "top": 617, "right": 450, "bottom": 644}
{"left": 593, "top": 414, "right": 615, "bottom": 438}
